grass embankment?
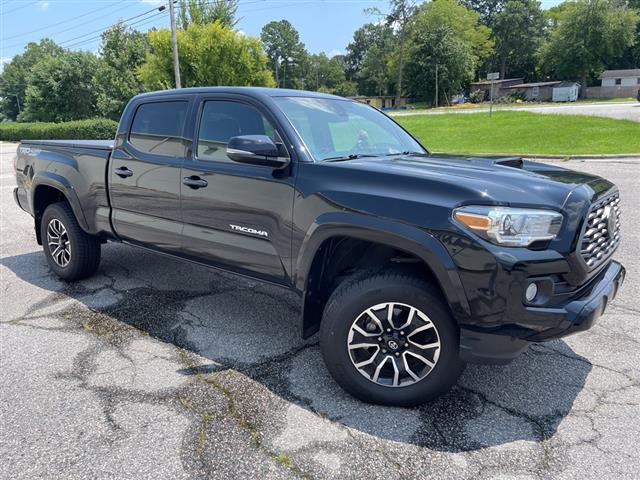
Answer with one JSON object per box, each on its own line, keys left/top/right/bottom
{"left": 396, "top": 111, "right": 640, "bottom": 155}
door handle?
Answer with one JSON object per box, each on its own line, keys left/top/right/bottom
{"left": 114, "top": 166, "right": 134, "bottom": 178}
{"left": 183, "top": 176, "right": 208, "bottom": 189}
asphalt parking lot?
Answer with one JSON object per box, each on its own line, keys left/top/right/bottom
{"left": 1, "top": 141, "right": 639, "bottom": 479}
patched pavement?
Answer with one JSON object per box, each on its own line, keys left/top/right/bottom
{"left": 1, "top": 141, "right": 639, "bottom": 479}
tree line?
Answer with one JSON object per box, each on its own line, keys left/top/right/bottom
{"left": 1, "top": 0, "right": 638, "bottom": 122}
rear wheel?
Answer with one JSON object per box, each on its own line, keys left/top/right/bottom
{"left": 41, "top": 202, "right": 101, "bottom": 281}
{"left": 320, "top": 269, "right": 464, "bottom": 406}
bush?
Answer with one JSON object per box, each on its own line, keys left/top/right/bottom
{"left": 469, "top": 89, "right": 485, "bottom": 103}
{"left": 0, "top": 118, "right": 118, "bottom": 142}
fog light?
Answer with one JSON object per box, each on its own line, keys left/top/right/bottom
{"left": 525, "top": 282, "right": 538, "bottom": 302}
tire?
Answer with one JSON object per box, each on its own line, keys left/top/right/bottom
{"left": 320, "top": 268, "right": 464, "bottom": 407}
{"left": 40, "top": 202, "right": 101, "bottom": 281}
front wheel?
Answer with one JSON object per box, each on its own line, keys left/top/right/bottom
{"left": 320, "top": 269, "right": 464, "bottom": 407}
{"left": 41, "top": 202, "right": 101, "bottom": 281}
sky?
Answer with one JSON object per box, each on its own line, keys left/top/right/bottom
{"left": 1, "top": 0, "right": 565, "bottom": 69}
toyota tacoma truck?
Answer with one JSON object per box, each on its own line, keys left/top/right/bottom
{"left": 13, "top": 87, "right": 625, "bottom": 406}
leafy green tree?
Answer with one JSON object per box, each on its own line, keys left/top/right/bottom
{"left": 21, "top": 51, "right": 99, "bottom": 122}
{"left": 178, "top": 0, "right": 238, "bottom": 28}
{"left": 367, "top": 0, "right": 419, "bottom": 105}
{"left": 344, "top": 23, "right": 395, "bottom": 96}
{"left": 260, "top": 20, "right": 307, "bottom": 88}
{"left": 406, "top": 0, "right": 493, "bottom": 104}
{"left": 539, "top": 0, "right": 639, "bottom": 93}
{"left": 492, "top": 0, "right": 546, "bottom": 80}
{"left": 0, "top": 39, "right": 63, "bottom": 121}
{"left": 460, "top": 0, "right": 505, "bottom": 24}
{"left": 93, "top": 23, "right": 148, "bottom": 120}
{"left": 412, "top": 0, "right": 494, "bottom": 63}
{"left": 405, "top": 25, "right": 476, "bottom": 105}
{"left": 138, "top": 22, "right": 274, "bottom": 90}
{"left": 304, "top": 53, "right": 347, "bottom": 91}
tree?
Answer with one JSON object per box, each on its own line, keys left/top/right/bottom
{"left": 367, "top": 0, "right": 419, "bottom": 106}
{"left": 492, "top": 0, "right": 545, "bottom": 80}
{"left": 21, "top": 51, "right": 99, "bottom": 122}
{"left": 138, "top": 22, "right": 274, "bottom": 90}
{"left": 304, "top": 53, "right": 347, "bottom": 91}
{"left": 539, "top": 0, "right": 639, "bottom": 94}
{"left": 405, "top": 25, "right": 476, "bottom": 105}
{"left": 0, "top": 39, "right": 63, "bottom": 121}
{"left": 406, "top": 0, "right": 493, "bottom": 104}
{"left": 460, "top": 0, "right": 505, "bottom": 24}
{"left": 344, "top": 23, "right": 395, "bottom": 95}
{"left": 260, "top": 20, "right": 307, "bottom": 88}
{"left": 93, "top": 23, "right": 148, "bottom": 120}
{"left": 178, "top": 0, "right": 238, "bottom": 28}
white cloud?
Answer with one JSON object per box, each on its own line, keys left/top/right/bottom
{"left": 37, "top": 1, "right": 50, "bottom": 10}
{"left": 0, "top": 57, "right": 11, "bottom": 73}
{"left": 327, "top": 49, "right": 344, "bottom": 58}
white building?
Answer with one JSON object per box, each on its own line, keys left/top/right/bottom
{"left": 600, "top": 69, "right": 640, "bottom": 87}
{"left": 552, "top": 82, "right": 580, "bottom": 102}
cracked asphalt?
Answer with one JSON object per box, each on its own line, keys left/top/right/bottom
{"left": 1, "top": 141, "right": 638, "bottom": 479}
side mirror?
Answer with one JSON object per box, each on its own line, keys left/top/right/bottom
{"left": 226, "top": 135, "right": 290, "bottom": 169}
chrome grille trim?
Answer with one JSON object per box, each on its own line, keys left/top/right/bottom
{"left": 580, "top": 192, "right": 621, "bottom": 269}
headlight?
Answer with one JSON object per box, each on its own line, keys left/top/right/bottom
{"left": 453, "top": 206, "right": 563, "bottom": 247}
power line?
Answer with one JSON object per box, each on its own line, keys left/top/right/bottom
{"left": 59, "top": 4, "right": 168, "bottom": 47}
{"left": 63, "top": 10, "right": 168, "bottom": 49}
{"left": 1, "top": 0, "right": 38, "bottom": 16}
{"left": 3, "top": 0, "right": 130, "bottom": 41}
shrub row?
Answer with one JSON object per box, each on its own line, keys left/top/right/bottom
{"left": 0, "top": 118, "right": 118, "bottom": 142}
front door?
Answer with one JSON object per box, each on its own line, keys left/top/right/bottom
{"left": 180, "top": 97, "right": 295, "bottom": 284}
{"left": 109, "top": 99, "right": 190, "bottom": 252}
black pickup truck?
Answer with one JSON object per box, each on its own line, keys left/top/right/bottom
{"left": 14, "top": 87, "right": 625, "bottom": 406}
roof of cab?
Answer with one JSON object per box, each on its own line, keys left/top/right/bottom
{"left": 133, "top": 86, "right": 347, "bottom": 101}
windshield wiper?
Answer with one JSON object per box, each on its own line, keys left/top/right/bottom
{"left": 387, "top": 151, "right": 430, "bottom": 157}
{"left": 321, "top": 154, "right": 380, "bottom": 162}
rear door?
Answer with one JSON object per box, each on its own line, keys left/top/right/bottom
{"left": 109, "top": 98, "right": 191, "bottom": 252}
{"left": 180, "top": 95, "right": 296, "bottom": 284}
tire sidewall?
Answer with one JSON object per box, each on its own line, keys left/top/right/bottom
{"left": 41, "top": 204, "right": 77, "bottom": 279}
{"left": 321, "top": 277, "right": 462, "bottom": 406}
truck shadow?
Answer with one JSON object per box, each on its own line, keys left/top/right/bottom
{"left": 1, "top": 243, "right": 592, "bottom": 452}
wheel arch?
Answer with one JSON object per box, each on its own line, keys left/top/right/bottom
{"left": 31, "top": 173, "right": 90, "bottom": 245}
{"left": 295, "top": 212, "right": 471, "bottom": 338}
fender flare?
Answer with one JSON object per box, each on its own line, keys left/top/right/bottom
{"left": 31, "top": 172, "right": 91, "bottom": 232}
{"left": 295, "top": 212, "right": 471, "bottom": 336}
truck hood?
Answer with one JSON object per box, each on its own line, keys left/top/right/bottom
{"left": 330, "top": 154, "right": 614, "bottom": 209}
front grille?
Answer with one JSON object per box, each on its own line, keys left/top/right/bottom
{"left": 580, "top": 192, "right": 621, "bottom": 269}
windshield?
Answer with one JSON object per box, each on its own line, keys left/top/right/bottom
{"left": 273, "top": 97, "right": 426, "bottom": 161}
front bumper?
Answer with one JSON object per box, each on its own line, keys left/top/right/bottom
{"left": 460, "top": 260, "right": 625, "bottom": 364}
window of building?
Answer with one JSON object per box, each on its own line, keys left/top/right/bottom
{"left": 129, "top": 101, "right": 188, "bottom": 157}
{"left": 196, "top": 101, "right": 284, "bottom": 163}
{"left": 615, "top": 78, "right": 622, "bottom": 85}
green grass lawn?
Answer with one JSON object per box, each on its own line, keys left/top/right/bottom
{"left": 396, "top": 111, "right": 640, "bottom": 155}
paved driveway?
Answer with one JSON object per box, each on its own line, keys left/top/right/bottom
{"left": 1, "top": 141, "right": 639, "bottom": 479}
{"left": 393, "top": 102, "right": 640, "bottom": 122}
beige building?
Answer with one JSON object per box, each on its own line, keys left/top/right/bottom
{"left": 587, "top": 69, "right": 640, "bottom": 98}
{"left": 350, "top": 96, "right": 409, "bottom": 109}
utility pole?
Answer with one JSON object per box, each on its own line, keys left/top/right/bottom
{"left": 168, "top": 0, "right": 181, "bottom": 89}
{"left": 435, "top": 64, "right": 439, "bottom": 108}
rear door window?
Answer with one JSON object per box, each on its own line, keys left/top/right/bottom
{"left": 129, "top": 101, "right": 188, "bottom": 157}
